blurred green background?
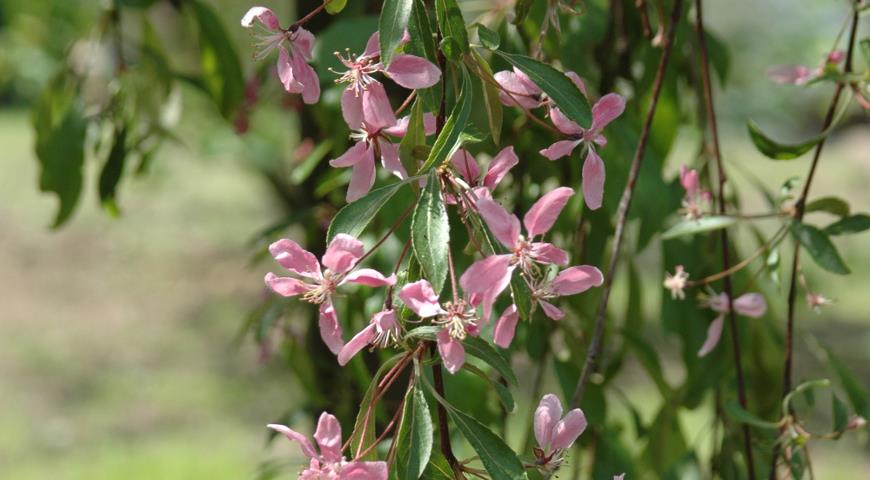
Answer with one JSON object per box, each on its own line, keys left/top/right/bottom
{"left": 0, "top": 0, "right": 867, "bottom": 479}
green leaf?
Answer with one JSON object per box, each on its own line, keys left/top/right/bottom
{"left": 404, "top": 325, "right": 442, "bottom": 342}
{"left": 327, "top": 180, "right": 410, "bottom": 242}
{"left": 474, "top": 23, "right": 500, "bottom": 49}
{"left": 396, "top": 386, "right": 433, "bottom": 480}
{"left": 463, "top": 363, "right": 516, "bottom": 412}
{"left": 805, "top": 196, "right": 850, "bottom": 218}
{"left": 509, "top": 274, "right": 533, "bottom": 321}
{"left": 349, "top": 354, "right": 404, "bottom": 459}
{"left": 463, "top": 336, "right": 517, "bottom": 385}
{"left": 421, "top": 452, "right": 454, "bottom": 480}
{"left": 622, "top": 330, "right": 671, "bottom": 398}
{"left": 832, "top": 393, "right": 849, "bottom": 436}
{"left": 790, "top": 221, "right": 850, "bottom": 274}
{"left": 189, "top": 0, "right": 244, "bottom": 120}
{"left": 661, "top": 216, "right": 737, "bottom": 240}
{"left": 783, "top": 379, "right": 831, "bottom": 415}
{"left": 747, "top": 120, "right": 822, "bottom": 160}
{"left": 439, "top": 36, "right": 462, "bottom": 61}
{"left": 723, "top": 399, "right": 780, "bottom": 429}
{"left": 824, "top": 214, "right": 870, "bottom": 236}
{"left": 822, "top": 345, "right": 869, "bottom": 417}
{"left": 417, "top": 66, "right": 472, "bottom": 174}
{"left": 471, "top": 50, "right": 502, "bottom": 145}
{"left": 447, "top": 408, "right": 527, "bottom": 480}
{"left": 399, "top": 100, "right": 427, "bottom": 175}
{"left": 407, "top": 0, "right": 440, "bottom": 111}
{"left": 325, "top": 0, "right": 348, "bottom": 14}
{"left": 379, "top": 0, "right": 414, "bottom": 66}
{"left": 512, "top": 0, "right": 534, "bottom": 25}
{"left": 435, "top": 0, "right": 469, "bottom": 54}
{"left": 860, "top": 38, "right": 870, "bottom": 65}
{"left": 412, "top": 172, "right": 450, "bottom": 293}
{"left": 98, "top": 125, "right": 129, "bottom": 217}
{"left": 494, "top": 50, "right": 592, "bottom": 126}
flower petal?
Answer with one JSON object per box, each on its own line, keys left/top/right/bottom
{"left": 539, "top": 300, "right": 565, "bottom": 320}
{"left": 549, "top": 107, "right": 582, "bottom": 135}
{"left": 277, "top": 47, "right": 302, "bottom": 93}
{"left": 529, "top": 242, "right": 569, "bottom": 266}
{"left": 293, "top": 57, "right": 321, "bottom": 104}
{"left": 330, "top": 140, "right": 369, "bottom": 168}
{"left": 385, "top": 54, "right": 441, "bottom": 89}
{"left": 437, "top": 329, "right": 465, "bottom": 374}
{"left": 313, "top": 412, "right": 343, "bottom": 463}
{"left": 493, "top": 305, "right": 519, "bottom": 348}
{"left": 767, "top": 65, "right": 811, "bottom": 85}
{"left": 264, "top": 272, "right": 310, "bottom": 297}
{"left": 269, "top": 239, "right": 321, "bottom": 278}
{"left": 362, "top": 82, "right": 397, "bottom": 131}
{"left": 564, "top": 71, "right": 588, "bottom": 97}
{"left": 337, "top": 324, "right": 376, "bottom": 366}
{"left": 363, "top": 32, "right": 380, "bottom": 58}
{"left": 319, "top": 302, "right": 344, "bottom": 354}
{"left": 241, "top": 6, "right": 281, "bottom": 30}
{"left": 345, "top": 146, "right": 377, "bottom": 202}
{"left": 482, "top": 146, "right": 519, "bottom": 189}
{"left": 459, "top": 255, "right": 512, "bottom": 296}
{"left": 476, "top": 197, "right": 521, "bottom": 248}
{"left": 582, "top": 148, "right": 606, "bottom": 210}
{"left": 451, "top": 149, "right": 480, "bottom": 183}
{"left": 291, "top": 28, "right": 315, "bottom": 61}
{"left": 733, "top": 293, "right": 767, "bottom": 318}
{"left": 341, "top": 89, "right": 364, "bottom": 130}
{"left": 590, "top": 93, "right": 626, "bottom": 132}
{"left": 266, "top": 424, "right": 317, "bottom": 458}
{"left": 680, "top": 165, "right": 699, "bottom": 196}
{"left": 494, "top": 70, "right": 543, "bottom": 109}
{"left": 697, "top": 314, "right": 724, "bottom": 357}
{"left": 322, "top": 234, "right": 365, "bottom": 274}
{"left": 534, "top": 393, "right": 563, "bottom": 451}
{"left": 550, "top": 408, "right": 587, "bottom": 451}
{"left": 341, "top": 461, "right": 389, "bottom": 480}
{"left": 377, "top": 139, "right": 408, "bottom": 179}
{"left": 524, "top": 186, "right": 574, "bottom": 237}
{"left": 540, "top": 140, "right": 581, "bottom": 160}
{"left": 551, "top": 265, "right": 604, "bottom": 296}
{"left": 343, "top": 268, "right": 397, "bottom": 287}
{"left": 398, "top": 280, "right": 445, "bottom": 318}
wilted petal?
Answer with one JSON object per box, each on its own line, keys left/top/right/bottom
{"left": 460, "top": 255, "right": 512, "bottom": 296}
{"left": 266, "top": 424, "right": 317, "bottom": 458}
{"left": 524, "top": 186, "right": 574, "bottom": 237}
{"left": 540, "top": 140, "right": 581, "bottom": 160}
{"left": 493, "top": 305, "right": 519, "bottom": 348}
{"left": 767, "top": 65, "right": 811, "bottom": 85}
{"left": 437, "top": 329, "right": 465, "bottom": 374}
{"left": 398, "top": 280, "right": 446, "bottom": 318}
{"left": 341, "top": 461, "right": 389, "bottom": 480}
{"left": 378, "top": 139, "right": 408, "bottom": 179}
{"left": 269, "top": 239, "right": 321, "bottom": 278}
{"left": 549, "top": 107, "right": 582, "bottom": 135}
{"left": 534, "top": 394, "right": 563, "bottom": 450}
{"left": 291, "top": 27, "right": 315, "bottom": 61}
{"left": 734, "top": 293, "right": 767, "bottom": 318}
{"left": 551, "top": 408, "right": 587, "bottom": 451}
{"left": 362, "top": 82, "right": 397, "bottom": 131}
{"left": 319, "top": 302, "right": 344, "bottom": 354}
{"left": 313, "top": 412, "right": 343, "bottom": 463}
{"left": 529, "top": 242, "right": 569, "bottom": 265}
{"left": 451, "top": 149, "right": 480, "bottom": 183}
{"left": 343, "top": 268, "right": 396, "bottom": 287}
{"left": 476, "top": 197, "right": 521, "bottom": 248}
{"left": 264, "top": 272, "right": 310, "bottom": 297}
{"left": 482, "top": 146, "right": 519, "bottom": 189}
{"left": 346, "top": 147, "right": 377, "bottom": 202}
{"left": 582, "top": 149, "right": 606, "bottom": 210}
{"left": 539, "top": 300, "right": 565, "bottom": 320}
{"left": 552, "top": 265, "right": 604, "bottom": 296}
{"left": 590, "top": 93, "right": 626, "bottom": 132}
{"left": 341, "top": 89, "right": 365, "bottom": 130}
{"left": 697, "top": 314, "right": 724, "bottom": 357}
{"left": 241, "top": 6, "right": 281, "bottom": 30}
{"left": 337, "top": 324, "right": 376, "bottom": 366}
{"left": 385, "top": 54, "right": 441, "bottom": 89}
{"left": 323, "top": 234, "right": 365, "bottom": 274}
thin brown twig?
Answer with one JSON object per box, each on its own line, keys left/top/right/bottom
{"left": 287, "top": 0, "right": 332, "bottom": 31}
{"left": 569, "top": 0, "right": 684, "bottom": 410}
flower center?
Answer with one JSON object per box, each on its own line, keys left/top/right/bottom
{"left": 436, "top": 300, "right": 477, "bottom": 340}
{"left": 331, "top": 50, "right": 381, "bottom": 96}
{"left": 301, "top": 271, "right": 339, "bottom": 304}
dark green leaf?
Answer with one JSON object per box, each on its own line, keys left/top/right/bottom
{"left": 509, "top": 274, "right": 533, "bottom": 321}
{"left": 805, "top": 196, "right": 850, "bottom": 218}
{"left": 421, "top": 452, "right": 454, "bottom": 480}
{"left": 824, "top": 214, "right": 870, "bottom": 236}
{"left": 823, "top": 345, "right": 869, "bottom": 417}
{"left": 439, "top": 36, "right": 462, "bottom": 61}
{"left": 325, "top": 0, "right": 348, "bottom": 14}
{"left": 494, "top": 50, "right": 592, "bottom": 126}
{"left": 447, "top": 408, "right": 528, "bottom": 480}
{"left": 399, "top": 100, "right": 427, "bottom": 175}
{"left": 474, "top": 23, "right": 500, "bottom": 49}
{"left": 404, "top": 325, "right": 442, "bottom": 342}
{"left": 189, "top": 0, "right": 244, "bottom": 119}
{"left": 661, "top": 216, "right": 737, "bottom": 240}
{"left": 463, "top": 336, "right": 517, "bottom": 385}
{"left": 512, "top": 0, "right": 534, "bottom": 25}
{"left": 412, "top": 172, "right": 450, "bottom": 293}
{"left": 435, "top": 0, "right": 469, "bottom": 54}
{"left": 98, "top": 125, "right": 128, "bottom": 217}
{"left": 723, "top": 400, "right": 780, "bottom": 429}
{"left": 832, "top": 393, "right": 849, "bottom": 436}
{"left": 407, "top": 0, "right": 440, "bottom": 110}
{"left": 790, "top": 221, "right": 850, "bottom": 274}
{"left": 349, "top": 354, "right": 404, "bottom": 459}
{"left": 396, "top": 386, "right": 433, "bottom": 480}
{"left": 747, "top": 121, "right": 822, "bottom": 160}
{"left": 118, "top": 0, "right": 159, "bottom": 8}
{"left": 380, "top": 0, "right": 414, "bottom": 65}
{"left": 327, "top": 180, "right": 410, "bottom": 242}
{"left": 471, "top": 50, "right": 502, "bottom": 145}
{"left": 417, "top": 66, "right": 472, "bottom": 173}
{"left": 463, "top": 363, "right": 516, "bottom": 412}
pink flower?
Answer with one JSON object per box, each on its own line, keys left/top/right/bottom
{"left": 241, "top": 7, "right": 320, "bottom": 103}
{"left": 459, "top": 187, "right": 576, "bottom": 320}
{"left": 448, "top": 146, "right": 518, "bottom": 205}
{"left": 398, "top": 280, "right": 480, "bottom": 374}
{"left": 494, "top": 67, "right": 546, "bottom": 109}
{"left": 697, "top": 292, "right": 767, "bottom": 357}
{"left": 533, "top": 394, "right": 587, "bottom": 472}
{"left": 268, "top": 412, "right": 387, "bottom": 480}
{"left": 679, "top": 165, "right": 710, "bottom": 220}
{"left": 337, "top": 309, "right": 401, "bottom": 366}
{"left": 528, "top": 265, "right": 604, "bottom": 321}
{"left": 333, "top": 32, "right": 441, "bottom": 131}
{"left": 767, "top": 49, "right": 844, "bottom": 86}
{"left": 264, "top": 234, "right": 396, "bottom": 355}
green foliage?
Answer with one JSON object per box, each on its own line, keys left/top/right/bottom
{"left": 395, "top": 386, "right": 433, "bottom": 480}
{"left": 412, "top": 172, "right": 450, "bottom": 293}
{"left": 189, "top": 0, "right": 244, "bottom": 120}
{"left": 790, "top": 221, "right": 850, "bottom": 274}
{"left": 446, "top": 407, "right": 527, "bottom": 480}
{"left": 379, "top": 0, "right": 414, "bottom": 66}
{"left": 747, "top": 120, "right": 823, "bottom": 160}
{"left": 661, "top": 215, "right": 738, "bottom": 240}
{"left": 418, "top": 66, "right": 472, "bottom": 173}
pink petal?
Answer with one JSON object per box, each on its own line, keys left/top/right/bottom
{"left": 708, "top": 292, "right": 731, "bottom": 313}
{"left": 345, "top": 146, "right": 377, "bottom": 202}
{"left": 550, "top": 408, "right": 587, "bottom": 451}
{"left": 590, "top": 93, "right": 626, "bottom": 132}
{"left": 291, "top": 28, "right": 315, "bottom": 61}
{"left": 513, "top": 67, "right": 542, "bottom": 94}
{"left": 398, "top": 280, "right": 445, "bottom": 318}
{"left": 241, "top": 6, "right": 280, "bottom": 30}
{"left": 322, "top": 234, "right": 365, "bottom": 274}
{"left": 482, "top": 146, "right": 519, "bottom": 189}
{"left": 343, "top": 268, "right": 397, "bottom": 287}
{"left": 337, "top": 324, "right": 376, "bottom": 366}
{"left": 494, "top": 70, "right": 543, "bottom": 109}
{"left": 437, "top": 329, "right": 465, "bottom": 374}
{"left": 363, "top": 32, "right": 380, "bottom": 58}
{"left": 422, "top": 113, "right": 437, "bottom": 135}
{"left": 524, "top": 187, "right": 574, "bottom": 237}
{"left": 269, "top": 239, "right": 321, "bottom": 278}
{"left": 313, "top": 412, "right": 343, "bottom": 463}
{"left": 266, "top": 424, "right": 317, "bottom": 458}
{"left": 385, "top": 54, "right": 441, "bottom": 89}
{"left": 264, "top": 272, "right": 310, "bottom": 297}
{"left": 476, "top": 197, "right": 521, "bottom": 248}
{"left": 459, "top": 255, "right": 512, "bottom": 296}
{"left": 493, "top": 305, "right": 519, "bottom": 348}
{"left": 319, "top": 302, "right": 344, "bottom": 354}
{"left": 549, "top": 107, "right": 582, "bottom": 135}
{"left": 540, "top": 140, "right": 581, "bottom": 160}
{"left": 564, "top": 71, "right": 588, "bottom": 97}
{"left": 451, "top": 149, "right": 480, "bottom": 183}
{"left": 733, "top": 293, "right": 767, "bottom": 318}
{"left": 539, "top": 300, "right": 565, "bottom": 320}
{"left": 377, "top": 139, "right": 407, "bottom": 179}
{"left": 341, "top": 461, "right": 389, "bottom": 480}
{"left": 293, "top": 56, "right": 320, "bottom": 104}
{"left": 534, "top": 394, "right": 563, "bottom": 450}
{"left": 679, "top": 165, "right": 699, "bottom": 196}
{"left": 552, "top": 265, "right": 604, "bottom": 296}
{"left": 529, "top": 242, "right": 569, "bottom": 266}
{"left": 330, "top": 140, "right": 369, "bottom": 168}
{"left": 362, "top": 82, "right": 397, "bottom": 131}
{"left": 767, "top": 65, "right": 811, "bottom": 85}
{"left": 382, "top": 112, "right": 436, "bottom": 137}
{"left": 697, "top": 313, "right": 724, "bottom": 357}
{"left": 582, "top": 149, "right": 606, "bottom": 210}
{"left": 277, "top": 47, "right": 301, "bottom": 94}
{"left": 372, "top": 308, "right": 398, "bottom": 331}
{"left": 341, "top": 89, "right": 364, "bottom": 130}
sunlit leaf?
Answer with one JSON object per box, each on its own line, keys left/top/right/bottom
{"left": 435, "top": 0, "right": 469, "bottom": 54}
{"left": 474, "top": 23, "right": 500, "bottom": 49}
{"left": 463, "top": 336, "right": 517, "bottom": 385}
{"left": 396, "top": 386, "right": 433, "bottom": 480}
{"left": 418, "top": 66, "right": 472, "bottom": 173}
{"left": 325, "top": 0, "right": 348, "bottom": 14}
{"left": 446, "top": 408, "right": 527, "bottom": 480}
{"left": 412, "top": 172, "right": 450, "bottom": 293}
{"left": 379, "top": 0, "right": 413, "bottom": 65}
{"left": 327, "top": 180, "right": 411, "bottom": 242}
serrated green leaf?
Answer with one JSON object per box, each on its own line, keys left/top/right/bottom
{"left": 98, "top": 125, "right": 128, "bottom": 217}
{"left": 723, "top": 399, "right": 780, "bottom": 429}
{"left": 417, "top": 66, "right": 472, "bottom": 173}
{"left": 747, "top": 120, "right": 823, "bottom": 160}
{"left": 396, "top": 386, "right": 433, "bottom": 480}
{"left": 790, "top": 221, "right": 850, "bottom": 274}
{"left": 494, "top": 50, "right": 592, "bottom": 126}
{"left": 447, "top": 408, "right": 527, "bottom": 480}
{"left": 435, "top": 0, "right": 469, "bottom": 54}
{"left": 661, "top": 216, "right": 737, "bottom": 240}
{"left": 824, "top": 214, "right": 870, "bottom": 236}
{"left": 412, "top": 172, "right": 450, "bottom": 293}
{"left": 189, "top": 0, "right": 244, "bottom": 120}
{"left": 380, "top": 0, "right": 413, "bottom": 65}
{"left": 327, "top": 180, "right": 410, "bottom": 242}
{"left": 463, "top": 336, "right": 517, "bottom": 385}
{"left": 325, "top": 0, "right": 348, "bottom": 14}
{"left": 805, "top": 196, "right": 850, "bottom": 218}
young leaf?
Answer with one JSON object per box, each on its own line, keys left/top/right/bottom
{"left": 412, "top": 172, "right": 450, "bottom": 294}
{"left": 463, "top": 336, "right": 517, "bottom": 385}
{"left": 189, "top": 0, "right": 244, "bottom": 120}
{"left": 417, "top": 66, "right": 472, "bottom": 173}
{"left": 474, "top": 23, "right": 500, "bottom": 49}
{"left": 435, "top": 0, "right": 469, "bottom": 54}
{"left": 746, "top": 121, "right": 822, "bottom": 160}
{"left": 789, "top": 221, "right": 850, "bottom": 274}
{"left": 325, "top": 0, "right": 348, "bottom": 14}
{"left": 447, "top": 408, "right": 528, "bottom": 480}
{"left": 805, "top": 196, "right": 850, "bottom": 218}
{"left": 379, "top": 0, "right": 414, "bottom": 66}
{"left": 98, "top": 125, "right": 129, "bottom": 217}
{"left": 395, "top": 386, "right": 433, "bottom": 480}
{"left": 723, "top": 400, "right": 780, "bottom": 429}
{"left": 494, "top": 51, "right": 592, "bottom": 126}
{"left": 824, "top": 214, "right": 870, "bottom": 236}
{"left": 327, "top": 180, "right": 410, "bottom": 242}
{"left": 661, "top": 216, "right": 737, "bottom": 240}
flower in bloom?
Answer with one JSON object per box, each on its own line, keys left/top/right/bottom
{"left": 337, "top": 309, "right": 401, "bottom": 366}
{"left": 697, "top": 291, "right": 767, "bottom": 357}
{"left": 447, "top": 146, "right": 518, "bottom": 206}
{"left": 663, "top": 265, "right": 690, "bottom": 300}
{"left": 264, "top": 234, "right": 396, "bottom": 355}
{"left": 768, "top": 50, "right": 844, "bottom": 86}
{"left": 398, "top": 279, "right": 480, "bottom": 374}
{"left": 679, "top": 165, "right": 710, "bottom": 219}
{"left": 241, "top": 7, "right": 320, "bottom": 103}
{"left": 533, "top": 393, "right": 587, "bottom": 473}
{"left": 268, "top": 412, "right": 387, "bottom": 480}
{"left": 333, "top": 32, "right": 441, "bottom": 132}
{"left": 805, "top": 291, "right": 834, "bottom": 313}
